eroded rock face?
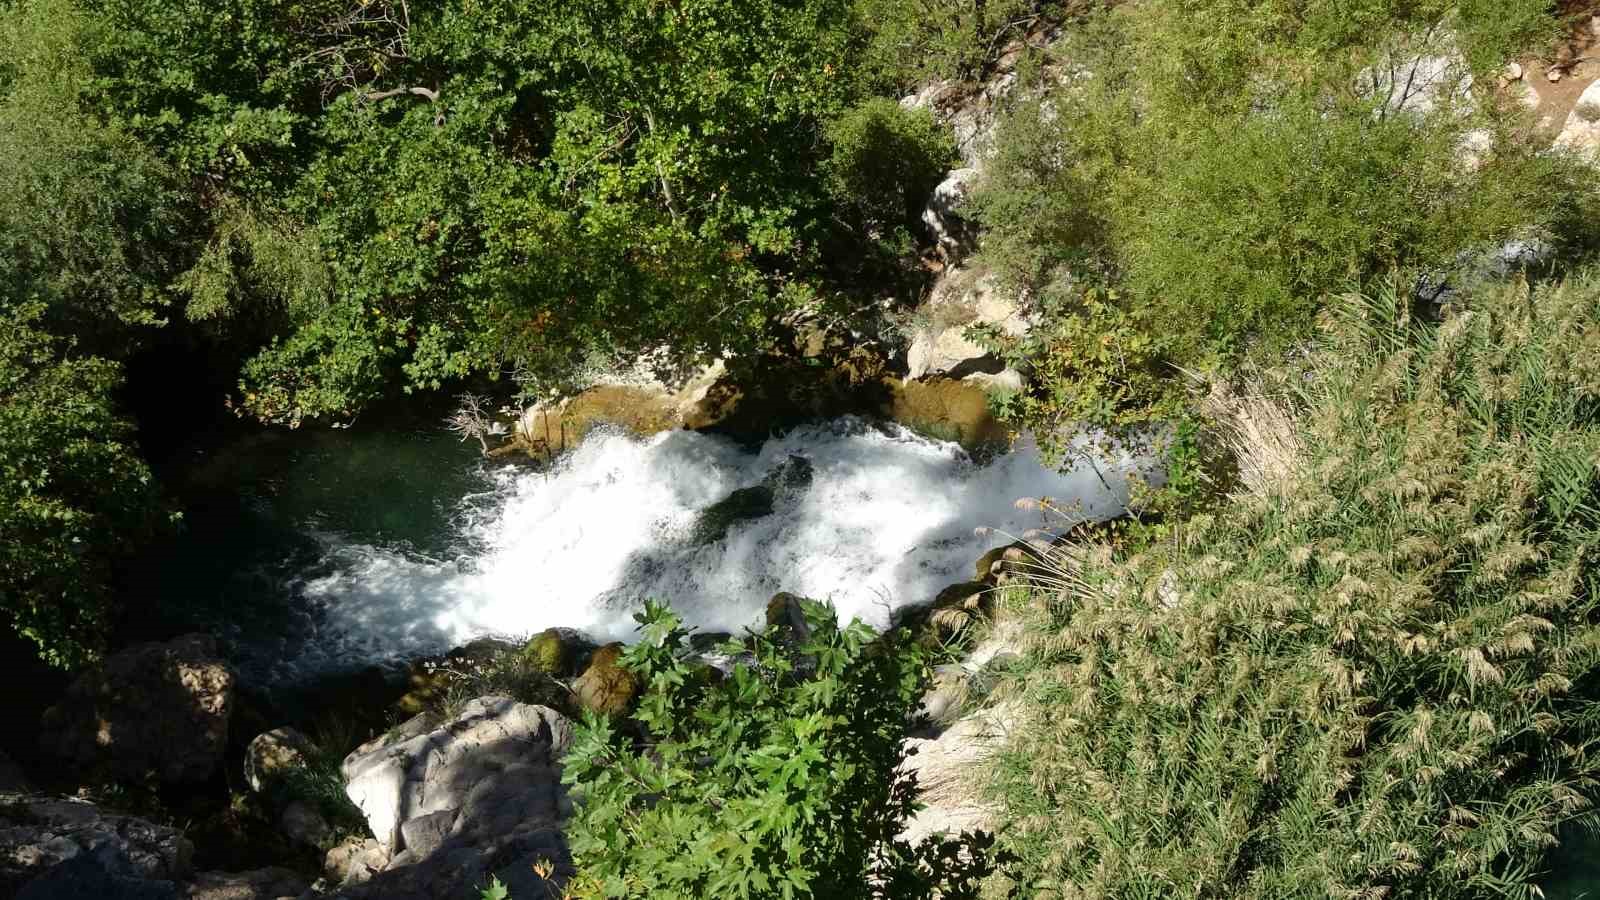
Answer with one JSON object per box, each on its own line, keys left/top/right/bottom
{"left": 923, "top": 167, "right": 982, "bottom": 263}
{"left": 1, "top": 794, "right": 193, "bottom": 899}
{"left": 40, "top": 634, "right": 235, "bottom": 784}
{"left": 906, "top": 271, "right": 1030, "bottom": 382}
{"left": 337, "top": 697, "right": 573, "bottom": 900}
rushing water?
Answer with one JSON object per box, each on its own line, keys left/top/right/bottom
{"left": 149, "top": 417, "right": 1142, "bottom": 685}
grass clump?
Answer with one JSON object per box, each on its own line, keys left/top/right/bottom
{"left": 987, "top": 270, "right": 1600, "bottom": 898}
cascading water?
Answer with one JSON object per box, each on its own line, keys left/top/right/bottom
{"left": 236, "top": 417, "right": 1143, "bottom": 682}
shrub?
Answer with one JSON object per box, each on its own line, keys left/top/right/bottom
{"left": 969, "top": 0, "right": 1597, "bottom": 445}
{"left": 560, "top": 600, "right": 998, "bottom": 899}
{"left": 851, "top": 0, "right": 1053, "bottom": 92}
{"left": 825, "top": 98, "right": 959, "bottom": 237}
{"left": 986, "top": 270, "right": 1600, "bottom": 898}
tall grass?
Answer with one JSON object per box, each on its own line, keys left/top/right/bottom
{"left": 986, "top": 270, "right": 1600, "bottom": 898}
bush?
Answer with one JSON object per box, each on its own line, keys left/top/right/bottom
{"left": 970, "top": 0, "right": 1597, "bottom": 446}
{"left": 825, "top": 98, "right": 958, "bottom": 237}
{"left": 0, "top": 307, "right": 166, "bottom": 668}
{"left": 559, "top": 600, "right": 997, "bottom": 899}
{"left": 987, "top": 271, "right": 1600, "bottom": 898}
{"left": 852, "top": 0, "right": 1051, "bottom": 91}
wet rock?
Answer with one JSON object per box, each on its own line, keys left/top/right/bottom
{"left": 337, "top": 697, "right": 572, "bottom": 900}
{"left": 690, "top": 455, "right": 814, "bottom": 545}
{"left": 1, "top": 794, "right": 193, "bottom": 899}
{"left": 40, "top": 634, "right": 234, "bottom": 784}
{"left": 243, "top": 728, "right": 316, "bottom": 794}
{"left": 975, "top": 541, "right": 1034, "bottom": 584}
{"left": 520, "top": 629, "right": 576, "bottom": 676}
{"left": 765, "top": 592, "right": 813, "bottom": 646}
{"left": 572, "top": 644, "right": 639, "bottom": 717}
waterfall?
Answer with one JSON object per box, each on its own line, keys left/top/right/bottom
{"left": 266, "top": 418, "right": 1143, "bottom": 680}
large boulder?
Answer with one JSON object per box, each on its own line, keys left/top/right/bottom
{"left": 40, "top": 634, "right": 235, "bottom": 784}
{"left": 689, "top": 455, "right": 814, "bottom": 545}
{"left": 1, "top": 794, "right": 193, "bottom": 899}
{"left": 338, "top": 696, "right": 573, "bottom": 899}
{"left": 1556, "top": 79, "right": 1600, "bottom": 158}
{"left": 905, "top": 271, "right": 1030, "bottom": 382}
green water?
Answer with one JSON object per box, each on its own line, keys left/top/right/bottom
{"left": 131, "top": 424, "right": 490, "bottom": 685}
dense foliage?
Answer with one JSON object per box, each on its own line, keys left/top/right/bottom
{"left": 0, "top": 311, "right": 164, "bottom": 668}
{"left": 0, "top": 0, "right": 979, "bottom": 664}
{"left": 560, "top": 601, "right": 996, "bottom": 899}
{"left": 989, "top": 271, "right": 1600, "bottom": 897}
{"left": 971, "top": 0, "right": 1598, "bottom": 451}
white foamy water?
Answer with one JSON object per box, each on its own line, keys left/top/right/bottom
{"left": 284, "top": 418, "right": 1143, "bottom": 677}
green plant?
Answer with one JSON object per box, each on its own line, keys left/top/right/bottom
{"left": 825, "top": 98, "right": 958, "bottom": 237}
{"left": 987, "top": 270, "right": 1600, "bottom": 898}
{"left": 970, "top": 0, "right": 1597, "bottom": 445}
{"left": 561, "top": 600, "right": 999, "bottom": 898}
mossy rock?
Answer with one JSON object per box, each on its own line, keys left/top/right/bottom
{"left": 573, "top": 643, "right": 639, "bottom": 717}
{"left": 520, "top": 628, "right": 581, "bottom": 677}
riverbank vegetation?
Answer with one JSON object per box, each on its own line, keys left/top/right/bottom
{"left": 986, "top": 268, "right": 1600, "bottom": 899}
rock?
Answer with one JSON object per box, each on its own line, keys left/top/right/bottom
{"left": 899, "top": 701, "right": 1016, "bottom": 847}
{"left": 324, "top": 836, "right": 388, "bottom": 886}
{"left": 1548, "top": 65, "right": 1564, "bottom": 83}
{"left": 1, "top": 794, "right": 193, "bottom": 898}
{"left": 1502, "top": 61, "right": 1524, "bottom": 83}
{"left": 40, "top": 634, "right": 234, "bottom": 784}
{"left": 520, "top": 629, "right": 575, "bottom": 676}
{"left": 243, "top": 728, "right": 316, "bottom": 794}
{"left": 765, "top": 592, "right": 812, "bottom": 645}
{"left": 922, "top": 167, "right": 981, "bottom": 263}
{"left": 278, "top": 800, "right": 330, "bottom": 850}
{"left": 337, "top": 697, "right": 572, "bottom": 900}
{"left": 184, "top": 867, "right": 308, "bottom": 900}
{"left": 1361, "top": 51, "right": 1473, "bottom": 117}
{"left": 1556, "top": 79, "right": 1600, "bottom": 158}
{"left": 690, "top": 455, "right": 814, "bottom": 545}
{"left": 906, "top": 271, "right": 1030, "bottom": 381}
{"left": 572, "top": 644, "right": 639, "bottom": 717}
{"left": 975, "top": 541, "right": 1035, "bottom": 584}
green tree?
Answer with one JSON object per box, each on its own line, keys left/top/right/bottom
{"left": 0, "top": 309, "right": 165, "bottom": 668}
{"left": 561, "top": 601, "right": 997, "bottom": 899}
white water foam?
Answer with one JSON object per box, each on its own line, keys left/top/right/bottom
{"left": 287, "top": 418, "right": 1143, "bottom": 678}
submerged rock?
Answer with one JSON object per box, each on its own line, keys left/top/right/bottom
{"left": 338, "top": 696, "right": 572, "bottom": 900}
{"left": 689, "top": 455, "right": 814, "bottom": 545}
{"left": 40, "top": 634, "right": 235, "bottom": 784}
